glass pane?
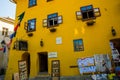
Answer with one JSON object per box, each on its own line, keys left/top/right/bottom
{"left": 73, "top": 39, "right": 84, "bottom": 51}
{"left": 87, "top": 5, "right": 92, "bottom": 10}
{"left": 88, "top": 11, "right": 94, "bottom": 18}
{"left": 48, "top": 13, "right": 58, "bottom": 19}
{"left": 82, "top": 12, "right": 88, "bottom": 19}
{"left": 49, "top": 20, "right": 53, "bottom": 26}
{"left": 28, "top": 19, "right": 36, "bottom": 32}
{"left": 81, "top": 7, "right": 87, "bottom": 11}
{"left": 29, "top": 0, "right": 36, "bottom": 6}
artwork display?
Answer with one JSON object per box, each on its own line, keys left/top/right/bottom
{"left": 78, "top": 57, "right": 95, "bottom": 67}
{"left": 91, "top": 74, "right": 108, "bottom": 80}
{"left": 77, "top": 57, "right": 96, "bottom": 74}
{"left": 79, "top": 66, "right": 96, "bottom": 74}
{"left": 78, "top": 54, "right": 112, "bottom": 74}
{"left": 112, "top": 49, "right": 120, "bottom": 62}
{"left": 94, "top": 54, "right": 111, "bottom": 73}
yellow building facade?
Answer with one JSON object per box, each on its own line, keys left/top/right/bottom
{"left": 6, "top": 0, "right": 120, "bottom": 80}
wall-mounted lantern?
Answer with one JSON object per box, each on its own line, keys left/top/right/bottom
{"left": 111, "top": 27, "right": 116, "bottom": 36}
{"left": 40, "top": 39, "right": 44, "bottom": 47}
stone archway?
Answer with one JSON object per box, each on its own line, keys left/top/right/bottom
{"left": 22, "top": 52, "right": 30, "bottom": 77}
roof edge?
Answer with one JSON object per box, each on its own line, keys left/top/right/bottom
{"left": 0, "top": 17, "right": 15, "bottom": 24}
{"left": 9, "top": 0, "right": 17, "bottom": 4}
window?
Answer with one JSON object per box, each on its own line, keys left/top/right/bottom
{"left": 43, "top": 13, "right": 63, "bottom": 27}
{"left": 73, "top": 39, "right": 84, "bottom": 51}
{"left": 19, "top": 40, "right": 28, "bottom": 51}
{"left": 81, "top": 5, "right": 95, "bottom": 21}
{"left": 29, "top": 0, "right": 36, "bottom": 7}
{"left": 2, "top": 27, "right": 8, "bottom": 36}
{"left": 14, "top": 40, "right": 28, "bottom": 51}
{"left": 27, "top": 18, "right": 36, "bottom": 32}
{"left": 47, "top": 13, "right": 58, "bottom": 27}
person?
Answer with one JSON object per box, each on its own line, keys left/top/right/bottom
{"left": 114, "top": 66, "right": 120, "bottom": 80}
{"left": 108, "top": 68, "right": 116, "bottom": 80}
{"left": 102, "top": 60, "right": 110, "bottom": 74}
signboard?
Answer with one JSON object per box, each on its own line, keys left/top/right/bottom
{"left": 18, "top": 60, "right": 28, "bottom": 80}
{"left": 48, "top": 52, "right": 57, "bottom": 58}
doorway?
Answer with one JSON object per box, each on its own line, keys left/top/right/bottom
{"left": 110, "top": 38, "right": 120, "bottom": 66}
{"left": 38, "top": 52, "right": 48, "bottom": 73}
{"left": 110, "top": 38, "right": 120, "bottom": 53}
{"left": 22, "top": 52, "right": 30, "bottom": 77}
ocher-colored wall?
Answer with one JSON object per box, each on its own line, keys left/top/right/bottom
{"left": 5, "top": 0, "right": 120, "bottom": 80}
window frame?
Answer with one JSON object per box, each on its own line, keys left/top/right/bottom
{"left": 47, "top": 13, "right": 59, "bottom": 28}
{"left": 2, "top": 27, "right": 8, "bottom": 36}
{"left": 73, "top": 39, "right": 84, "bottom": 52}
{"left": 80, "top": 5, "right": 96, "bottom": 21}
{"left": 28, "top": 0, "right": 37, "bottom": 8}
{"left": 27, "top": 18, "right": 36, "bottom": 32}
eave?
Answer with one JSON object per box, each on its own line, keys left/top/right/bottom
{"left": 9, "top": 0, "right": 17, "bottom": 4}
